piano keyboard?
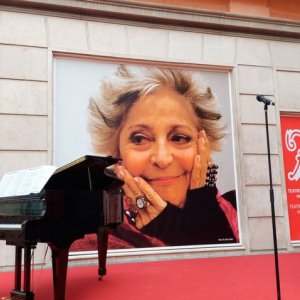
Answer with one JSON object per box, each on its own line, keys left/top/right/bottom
{"left": 0, "top": 223, "right": 22, "bottom": 230}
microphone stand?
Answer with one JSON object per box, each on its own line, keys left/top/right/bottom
{"left": 263, "top": 102, "right": 281, "bottom": 300}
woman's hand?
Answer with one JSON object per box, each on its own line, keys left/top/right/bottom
{"left": 189, "top": 130, "right": 212, "bottom": 189}
{"left": 115, "top": 165, "right": 167, "bottom": 230}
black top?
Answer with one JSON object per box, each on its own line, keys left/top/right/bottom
{"left": 111, "top": 186, "right": 237, "bottom": 248}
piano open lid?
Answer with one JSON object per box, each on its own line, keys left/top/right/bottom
{"left": 44, "top": 155, "right": 122, "bottom": 190}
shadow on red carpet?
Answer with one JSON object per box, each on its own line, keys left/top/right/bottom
{"left": 0, "top": 253, "right": 299, "bottom": 300}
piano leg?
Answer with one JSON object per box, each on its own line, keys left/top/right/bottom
{"left": 50, "top": 245, "right": 69, "bottom": 300}
{"left": 10, "top": 245, "right": 35, "bottom": 300}
{"left": 24, "top": 246, "right": 33, "bottom": 295}
{"left": 14, "top": 246, "right": 22, "bottom": 291}
{"left": 97, "top": 227, "right": 110, "bottom": 279}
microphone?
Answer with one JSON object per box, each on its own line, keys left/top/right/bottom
{"left": 256, "top": 95, "right": 275, "bottom": 106}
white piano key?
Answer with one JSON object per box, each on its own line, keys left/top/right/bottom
{"left": 0, "top": 224, "right": 22, "bottom": 230}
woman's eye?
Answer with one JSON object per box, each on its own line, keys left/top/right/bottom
{"left": 171, "top": 134, "right": 192, "bottom": 144}
{"left": 130, "top": 134, "right": 149, "bottom": 144}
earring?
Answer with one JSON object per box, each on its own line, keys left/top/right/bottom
{"left": 205, "top": 162, "right": 218, "bottom": 187}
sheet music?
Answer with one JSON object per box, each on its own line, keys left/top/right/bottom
{"left": 0, "top": 165, "right": 57, "bottom": 197}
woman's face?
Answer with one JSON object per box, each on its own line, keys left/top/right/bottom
{"left": 118, "top": 87, "right": 199, "bottom": 207}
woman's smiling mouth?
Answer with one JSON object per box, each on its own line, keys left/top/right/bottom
{"left": 146, "top": 174, "right": 185, "bottom": 186}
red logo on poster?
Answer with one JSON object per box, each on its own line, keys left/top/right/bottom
{"left": 281, "top": 115, "right": 300, "bottom": 241}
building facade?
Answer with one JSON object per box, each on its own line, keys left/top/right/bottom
{"left": 0, "top": 0, "right": 300, "bottom": 270}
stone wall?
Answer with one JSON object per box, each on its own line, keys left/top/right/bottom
{"left": 0, "top": 1, "right": 300, "bottom": 269}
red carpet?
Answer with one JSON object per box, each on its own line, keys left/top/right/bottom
{"left": 0, "top": 253, "right": 299, "bottom": 300}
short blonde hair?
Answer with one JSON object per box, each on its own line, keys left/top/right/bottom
{"left": 88, "top": 65, "right": 225, "bottom": 156}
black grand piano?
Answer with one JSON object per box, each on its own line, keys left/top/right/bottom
{"left": 0, "top": 155, "right": 123, "bottom": 300}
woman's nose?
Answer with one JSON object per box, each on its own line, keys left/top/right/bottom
{"left": 150, "top": 141, "right": 173, "bottom": 168}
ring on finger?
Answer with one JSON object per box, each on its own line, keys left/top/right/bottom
{"left": 125, "top": 209, "right": 137, "bottom": 225}
{"left": 136, "top": 195, "right": 150, "bottom": 209}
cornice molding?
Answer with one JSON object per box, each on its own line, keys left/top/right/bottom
{"left": 1, "top": 0, "right": 300, "bottom": 40}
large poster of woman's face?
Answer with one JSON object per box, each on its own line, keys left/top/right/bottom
{"left": 54, "top": 57, "right": 240, "bottom": 251}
